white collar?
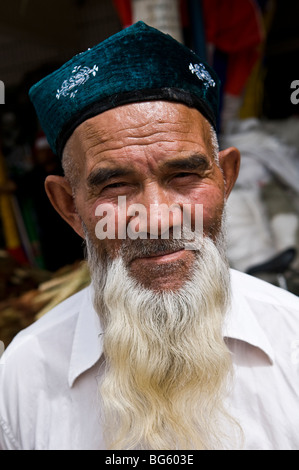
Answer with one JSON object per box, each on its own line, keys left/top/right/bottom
{"left": 68, "top": 271, "right": 275, "bottom": 387}
{"left": 68, "top": 285, "right": 103, "bottom": 387}
{"left": 224, "top": 270, "right": 275, "bottom": 365}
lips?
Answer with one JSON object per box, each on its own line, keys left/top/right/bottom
{"left": 140, "top": 247, "right": 184, "bottom": 258}
{"left": 119, "top": 238, "right": 188, "bottom": 266}
{"left": 131, "top": 248, "right": 187, "bottom": 265}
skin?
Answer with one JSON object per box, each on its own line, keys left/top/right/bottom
{"left": 45, "top": 101, "right": 240, "bottom": 291}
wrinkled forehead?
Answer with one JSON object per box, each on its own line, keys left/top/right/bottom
{"left": 64, "top": 101, "right": 213, "bottom": 169}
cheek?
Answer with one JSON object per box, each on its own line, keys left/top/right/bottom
{"left": 77, "top": 181, "right": 225, "bottom": 255}
{"left": 81, "top": 199, "right": 127, "bottom": 259}
{"left": 188, "top": 186, "right": 225, "bottom": 238}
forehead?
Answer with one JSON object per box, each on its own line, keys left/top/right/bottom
{"left": 66, "top": 101, "right": 211, "bottom": 170}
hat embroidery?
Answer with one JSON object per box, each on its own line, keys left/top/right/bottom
{"left": 56, "top": 65, "right": 99, "bottom": 99}
{"left": 189, "top": 63, "right": 215, "bottom": 89}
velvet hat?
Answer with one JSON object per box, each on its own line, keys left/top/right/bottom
{"left": 29, "top": 21, "right": 220, "bottom": 158}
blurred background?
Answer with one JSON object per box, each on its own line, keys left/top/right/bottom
{"left": 0, "top": 0, "right": 298, "bottom": 347}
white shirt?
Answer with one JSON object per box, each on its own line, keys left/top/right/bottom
{"left": 0, "top": 269, "right": 298, "bottom": 450}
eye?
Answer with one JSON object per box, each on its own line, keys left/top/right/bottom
{"left": 172, "top": 172, "right": 200, "bottom": 182}
{"left": 105, "top": 182, "right": 127, "bottom": 189}
{"left": 174, "top": 172, "right": 193, "bottom": 178}
{"left": 169, "top": 172, "right": 202, "bottom": 189}
{"left": 100, "top": 181, "right": 133, "bottom": 196}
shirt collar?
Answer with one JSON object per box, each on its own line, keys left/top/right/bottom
{"left": 223, "top": 270, "right": 275, "bottom": 365}
{"left": 68, "top": 270, "right": 275, "bottom": 387}
{"left": 68, "top": 285, "right": 104, "bottom": 387}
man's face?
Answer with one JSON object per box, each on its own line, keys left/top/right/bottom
{"left": 65, "top": 101, "right": 232, "bottom": 291}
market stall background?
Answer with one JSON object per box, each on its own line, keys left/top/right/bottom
{"left": 0, "top": 0, "right": 298, "bottom": 348}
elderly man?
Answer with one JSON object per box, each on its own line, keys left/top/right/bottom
{"left": 0, "top": 22, "right": 298, "bottom": 451}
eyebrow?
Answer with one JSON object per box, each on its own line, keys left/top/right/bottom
{"left": 164, "top": 154, "right": 212, "bottom": 172}
{"left": 87, "top": 167, "right": 133, "bottom": 188}
{"left": 86, "top": 154, "right": 211, "bottom": 189}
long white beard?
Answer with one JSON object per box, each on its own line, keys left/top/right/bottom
{"left": 85, "top": 228, "right": 240, "bottom": 450}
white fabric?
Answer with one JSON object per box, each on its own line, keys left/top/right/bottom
{"left": 221, "top": 118, "right": 299, "bottom": 270}
{"left": 221, "top": 118, "right": 299, "bottom": 194}
{"left": 226, "top": 189, "right": 276, "bottom": 271}
{"left": 270, "top": 213, "right": 299, "bottom": 253}
{"left": 0, "top": 269, "right": 299, "bottom": 450}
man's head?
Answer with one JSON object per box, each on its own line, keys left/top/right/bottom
{"left": 29, "top": 23, "right": 241, "bottom": 449}
{"left": 45, "top": 101, "right": 239, "bottom": 291}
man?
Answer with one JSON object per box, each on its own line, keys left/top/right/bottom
{"left": 0, "top": 22, "right": 298, "bottom": 451}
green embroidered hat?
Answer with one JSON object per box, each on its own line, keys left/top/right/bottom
{"left": 29, "top": 21, "right": 220, "bottom": 158}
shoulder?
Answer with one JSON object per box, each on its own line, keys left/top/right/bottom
{"left": 230, "top": 268, "right": 299, "bottom": 310}
{"left": 0, "top": 286, "right": 92, "bottom": 445}
{"left": 230, "top": 269, "right": 299, "bottom": 343}
{"left": 0, "top": 286, "right": 92, "bottom": 449}
{"left": 1, "top": 286, "right": 90, "bottom": 367}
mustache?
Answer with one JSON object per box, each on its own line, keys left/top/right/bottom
{"left": 119, "top": 227, "right": 202, "bottom": 265}
{"left": 83, "top": 222, "right": 203, "bottom": 266}
{"left": 120, "top": 238, "right": 185, "bottom": 264}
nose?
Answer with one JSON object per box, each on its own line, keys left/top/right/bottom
{"left": 127, "top": 182, "right": 183, "bottom": 238}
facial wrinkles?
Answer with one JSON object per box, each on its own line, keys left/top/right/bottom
{"left": 72, "top": 103, "right": 211, "bottom": 167}
{"left": 69, "top": 103, "right": 223, "bottom": 251}
{"left": 87, "top": 132, "right": 207, "bottom": 174}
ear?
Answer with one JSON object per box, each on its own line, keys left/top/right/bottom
{"left": 45, "top": 175, "right": 85, "bottom": 239}
{"left": 218, "top": 146, "right": 240, "bottom": 199}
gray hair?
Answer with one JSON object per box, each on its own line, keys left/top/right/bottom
{"left": 61, "top": 141, "right": 80, "bottom": 194}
